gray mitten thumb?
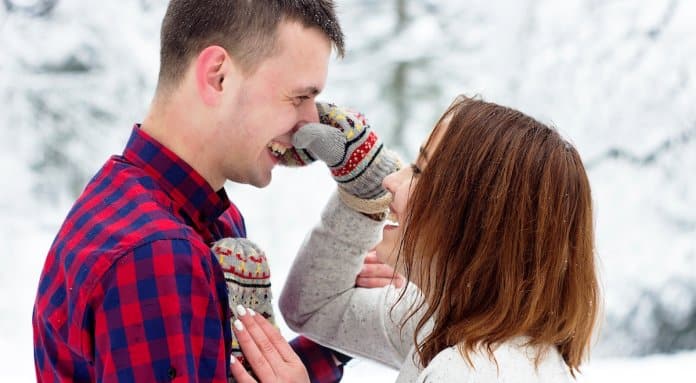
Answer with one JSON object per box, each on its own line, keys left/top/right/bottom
{"left": 292, "top": 122, "right": 347, "bottom": 167}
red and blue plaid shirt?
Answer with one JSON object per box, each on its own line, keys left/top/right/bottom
{"left": 33, "top": 125, "right": 347, "bottom": 382}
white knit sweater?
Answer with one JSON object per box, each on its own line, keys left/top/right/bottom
{"left": 279, "top": 193, "right": 574, "bottom": 382}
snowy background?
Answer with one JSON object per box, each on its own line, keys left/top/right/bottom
{"left": 1, "top": 0, "right": 695, "bottom": 381}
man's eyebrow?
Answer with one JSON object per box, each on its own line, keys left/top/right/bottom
{"left": 292, "top": 86, "right": 321, "bottom": 96}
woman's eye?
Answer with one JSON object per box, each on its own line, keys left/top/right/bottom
{"left": 410, "top": 163, "right": 422, "bottom": 175}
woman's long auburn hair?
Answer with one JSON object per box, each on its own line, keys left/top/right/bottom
{"left": 398, "top": 95, "right": 600, "bottom": 376}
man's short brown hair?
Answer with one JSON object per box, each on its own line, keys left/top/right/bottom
{"left": 158, "top": 0, "right": 345, "bottom": 92}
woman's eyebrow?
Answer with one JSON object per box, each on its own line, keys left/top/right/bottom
{"left": 419, "top": 146, "right": 429, "bottom": 162}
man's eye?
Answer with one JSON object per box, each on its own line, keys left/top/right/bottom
{"left": 293, "top": 96, "right": 311, "bottom": 106}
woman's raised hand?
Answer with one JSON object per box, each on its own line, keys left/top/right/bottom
{"left": 355, "top": 250, "right": 405, "bottom": 289}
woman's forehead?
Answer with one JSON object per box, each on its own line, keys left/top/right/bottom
{"left": 420, "top": 113, "right": 451, "bottom": 161}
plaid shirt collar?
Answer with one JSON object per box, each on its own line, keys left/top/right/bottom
{"left": 123, "top": 124, "right": 231, "bottom": 230}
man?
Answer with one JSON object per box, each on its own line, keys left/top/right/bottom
{"left": 33, "top": 1, "right": 362, "bottom": 381}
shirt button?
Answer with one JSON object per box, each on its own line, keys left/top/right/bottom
{"left": 168, "top": 367, "right": 177, "bottom": 380}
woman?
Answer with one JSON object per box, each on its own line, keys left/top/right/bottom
{"left": 230, "top": 96, "right": 600, "bottom": 382}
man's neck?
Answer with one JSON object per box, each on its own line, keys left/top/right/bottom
{"left": 141, "top": 97, "right": 225, "bottom": 191}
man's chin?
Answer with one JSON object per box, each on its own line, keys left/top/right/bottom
{"left": 249, "top": 173, "right": 272, "bottom": 188}
{"left": 227, "top": 170, "right": 272, "bottom": 188}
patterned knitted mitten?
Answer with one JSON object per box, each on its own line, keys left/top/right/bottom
{"left": 211, "top": 237, "right": 273, "bottom": 378}
{"left": 278, "top": 138, "right": 317, "bottom": 167}
{"left": 290, "top": 102, "right": 401, "bottom": 214}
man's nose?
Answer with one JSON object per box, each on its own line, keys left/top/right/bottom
{"left": 291, "top": 102, "right": 320, "bottom": 136}
{"left": 300, "top": 101, "right": 320, "bottom": 123}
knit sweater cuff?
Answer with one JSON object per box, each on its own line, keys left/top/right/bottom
{"left": 320, "top": 190, "right": 384, "bottom": 252}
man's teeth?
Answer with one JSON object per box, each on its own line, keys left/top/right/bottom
{"left": 268, "top": 142, "right": 288, "bottom": 157}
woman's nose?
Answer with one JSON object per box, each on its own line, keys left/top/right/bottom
{"left": 382, "top": 170, "right": 398, "bottom": 194}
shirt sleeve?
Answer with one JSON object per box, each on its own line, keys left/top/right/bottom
{"left": 289, "top": 335, "right": 351, "bottom": 383}
{"left": 89, "top": 239, "right": 230, "bottom": 382}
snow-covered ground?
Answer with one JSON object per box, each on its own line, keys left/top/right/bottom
{"left": 1, "top": 0, "right": 694, "bottom": 380}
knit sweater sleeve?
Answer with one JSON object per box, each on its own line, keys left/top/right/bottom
{"left": 279, "top": 191, "right": 424, "bottom": 369}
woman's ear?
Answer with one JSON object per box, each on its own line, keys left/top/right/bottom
{"left": 195, "top": 45, "right": 236, "bottom": 106}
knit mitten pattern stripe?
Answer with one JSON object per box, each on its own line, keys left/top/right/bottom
{"left": 331, "top": 132, "right": 379, "bottom": 179}
{"left": 280, "top": 147, "right": 316, "bottom": 167}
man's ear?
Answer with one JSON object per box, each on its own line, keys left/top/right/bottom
{"left": 195, "top": 45, "right": 235, "bottom": 106}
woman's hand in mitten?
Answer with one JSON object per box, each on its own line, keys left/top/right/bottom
{"left": 291, "top": 102, "right": 401, "bottom": 201}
